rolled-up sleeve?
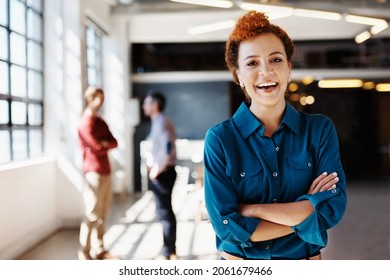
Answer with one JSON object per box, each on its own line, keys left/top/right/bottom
{"left": 291, "top": 117, "right": 347, "bottom": 246}
{"left": 204, "top": 128, "right": 260, "bottom": 248}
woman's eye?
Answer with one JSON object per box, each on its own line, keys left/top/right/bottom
{"left": 271, "top": 57, "right": 283, "bottom": 63}
{"left": 247, "top": 61, "right": 258, "bottom": 66}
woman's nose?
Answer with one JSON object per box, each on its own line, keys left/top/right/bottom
{"left": 258, "top": 64, "right": 273, "bottom": 76}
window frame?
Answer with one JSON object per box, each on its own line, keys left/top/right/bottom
{"left": 85, "top": 19, "right": 104, "bottom": 88}
{"left": 0, "top": 0, "right": 44, "bottom": 164}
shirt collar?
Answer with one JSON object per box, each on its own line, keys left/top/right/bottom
{"left": 232, "top": 102, "right": 302, "bottom": 139}
{"left": 281, "top": 102, "right": 302, "bottom": 135}
{"left": 232, "top": 102, "right": 263, "bottom": 139}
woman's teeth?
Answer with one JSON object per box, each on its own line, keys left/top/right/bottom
{"left": 257, "top": 82, "right": 277, "bottom": 89}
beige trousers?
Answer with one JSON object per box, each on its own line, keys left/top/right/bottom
{"left": 79, "top": 172, "right": 112, "bottom": 255}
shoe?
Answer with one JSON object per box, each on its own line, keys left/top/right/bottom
{"left": 78, "top": 250, "right": 92, "bottom": 260}
{"left": 95, "top": 251, "right": 121, "bottom": 260}
{"left": 169, "top": 253, "right": 178, "bottom": 260}
{"left": 154, "top": 255, "right": 169, "bottom": 260}
{"left": 154, "top": 253, "right": 178, "bottom": 260}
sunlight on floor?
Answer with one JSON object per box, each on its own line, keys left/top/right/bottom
{"left": 104, "top": 184, "right": 218, "bottom": 260}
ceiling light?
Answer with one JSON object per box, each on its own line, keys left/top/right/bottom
{"left": 371, "top": 21, "right": 389, "bottom": 35}
{"left": 300, "top": 95, "right": 315, "bottom": 106}
{"left": 376, "top": 83, "right": 390, "bottom": 92}
{"left": 345, "top": 14, "right": 387, "bottom": 26}
{"left": 355, "top": 31, "right": 371, "bottom": 44}
{"left": 305, "top": 95, "right": 315, "bottom": 105}
{"left": 302, "top": 76, "right": 314, "bottom": 85}
{"left": 170, "top": 0, "right": 233, "bottom": 9}
{"left": 188, "top": 20, "right": 235, "bottom": 35}
{"left": 294, "top": 9, "right": 341, "bottom": 21}
{"left": 239, "top": 3, "right": 294, "bottom": 19}
{"left": 288, "top": 83, "right": 299, "bottom": 92}
{"left": 363, "top": 82, "right": 375, "bottom": 90}
{"left": 318, "top": 79, "right": 363, "bottom": 88}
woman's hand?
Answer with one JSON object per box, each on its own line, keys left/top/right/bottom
{"left": 308, "top": 172, "right": 339, "bottom": 195}
{"left": 238, "top": 204, "right": 257, "bottom": 218}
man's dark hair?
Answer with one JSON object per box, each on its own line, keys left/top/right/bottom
{"left": 146, "top": 90, "right": 166, "bottom": 112}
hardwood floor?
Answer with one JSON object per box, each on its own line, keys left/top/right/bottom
{"left": 17, "top": 178, "right": 390, "bottom": 260}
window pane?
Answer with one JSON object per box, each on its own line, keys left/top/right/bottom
{"left": 86, "top": 27, "right": 95, "bottom": 47}
{"left": 29, "top": 128, "right": 43, "bottom": 157}
{"left": 10, "top": 32, "right": 26, "bottom": 66}
{"left": 0, "top": 100, "right": 9, "bottom": 124}
{"left": 27, "top": 0, "right": 42, "bottom": 12}
{"left": 27, "top": 9, "right": 42, "bottom": 42}
{"left": 0, "top": 27, "right": 8, "bottom": 60}
{"left": 28, "top": 103, "right": 42, "bottom": 125}
{"left": 0, "top": 131, "right": 11, "bottom": 163}
{"left": 87, "top": 67, "right": 96, "bottom": 86}
{"left": 0, "top": 61, "right": 9, "bottom": 94}
{"left": 27, "top": 40, "right": 42, "bottom": 70}
{"left": 10, "top": 65, "right": 27, "bottom": 97}
{"left": 0, "top": 0, "right": 8, "bottom": 26}
{"left": 95, "top": 36, "right": 101, "bottom": 51}
{"left": 87, "top": 47, "right": 96, "bottom": 67}
{"left": 11, "top": 101, "right": 26, "bottom": 124}
{"left": 12, "top": 129, "right": 28, "bottom": 161}
{"left": 28, "top": 70, "right": 42, "bottom": 99}
{"left": 10, "top": 0, "right": 26, "bottom": 35}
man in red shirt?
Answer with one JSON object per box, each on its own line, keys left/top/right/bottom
{"left": 77, "top": 86, "right": 119, "bottom": 260}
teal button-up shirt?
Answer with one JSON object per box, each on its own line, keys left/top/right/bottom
{"left": 204, "top": 102, "right": 347, "bottom": 259}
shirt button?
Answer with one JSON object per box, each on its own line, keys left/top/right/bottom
{"left": 240, "top": 172, "right": 245, "bottom": 177}
{"left": 223, "top": 220, "right": 228, "bottom": 225}
{"left": 272, "top": 172, "right": 278, "bottom": 177}
{"left": 273, "top": 198, "right": 278, "bottom": 203}
{"left": 275, "top": 147, "right": 280, "bottom": 152}
{"left": 265, "top": 245, "right": 270, "bottom": 250}
{"left": 332, "top": 189, "right": 337, "bottom": 193}
{"left": 307, "top": 162, "right": 312, "bottom": 168}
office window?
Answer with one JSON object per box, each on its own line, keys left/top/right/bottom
{"left": 86, "top": 24, "right": 103, "bottom": 87}
{"left": 0, "top": 0, "right": 44, "bottom": 164}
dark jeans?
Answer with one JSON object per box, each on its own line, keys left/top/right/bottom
{"left": 150, "top": 166, "right": 177, "bottom": 256}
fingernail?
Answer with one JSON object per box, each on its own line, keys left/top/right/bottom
{"left": 323, "top": 172, "right": 328, "bottom": 175}
{"left": 333, "top": 172, "right": 337, "bottom": 176}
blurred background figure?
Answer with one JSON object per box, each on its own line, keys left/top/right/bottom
{"left": 77, "top": 87, "right": 119, "bottom": 260}
{"left": 142, "top": 90, "right": 178, "bottom": 260}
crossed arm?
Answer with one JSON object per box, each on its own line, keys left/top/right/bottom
{"left": 239, "top": 172, "right": 339, "bottom": 242}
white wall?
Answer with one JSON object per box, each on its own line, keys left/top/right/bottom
{"left": 0, "top": 159, "right": 58, "bottom": 259}
{"left": 0, "top": 0, "right": 133, "bottom": 259}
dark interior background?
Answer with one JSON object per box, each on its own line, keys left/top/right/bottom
{"left": 131, "top": 39, "right": 390, "bottom": 191}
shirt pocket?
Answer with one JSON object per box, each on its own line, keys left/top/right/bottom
{"left": 287, "top": 151, "right": 314, "bottom": 193}
{"left": 226, "top": 158, "right": 264, "bottom": 201}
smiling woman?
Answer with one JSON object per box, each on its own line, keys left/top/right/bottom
{"left": 203, "top": 10, "right": 347, "bottom": 260}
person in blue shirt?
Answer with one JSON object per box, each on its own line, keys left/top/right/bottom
{"left": 204, "top": 10, "right": 347, "bottom": 260}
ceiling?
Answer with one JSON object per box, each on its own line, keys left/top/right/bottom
{"left": 112, "top": 0, "right": 390, "bottom": 12}
{"left": 103, "top": 1, "right": 390, "bottom": 81}
{"left": 109, "top": 0, "right": 390, "bottom": 19}
{"left": 107, "top": 0, "right": 390, "bottom": 43}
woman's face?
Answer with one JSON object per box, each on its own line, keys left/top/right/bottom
{"left": 236, "top": 33, "right": 291, "bottom": 108}
{"left": 88, "top": 92, "right": 104, "bottom": 110}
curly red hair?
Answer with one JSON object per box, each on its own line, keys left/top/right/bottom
{"left": 225, "top": 10, "right": 295, "bottom": 85}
